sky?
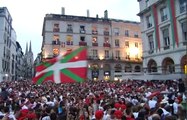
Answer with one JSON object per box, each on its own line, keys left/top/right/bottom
{"left": 0, "top": 0, "right": 140, "bottom": 59}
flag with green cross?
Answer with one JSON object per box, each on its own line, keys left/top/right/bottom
{"left": 33, "top": 47, "right": 87, "bottom": 84}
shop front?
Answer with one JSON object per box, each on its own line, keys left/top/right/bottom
{"left": 91, "top": 64, "right": 99, "bottom": 80}
{"left": 103, "top": 64, "right": 111, "bottom": 80}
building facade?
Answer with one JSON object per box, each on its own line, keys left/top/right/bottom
{"left": 10, "top": 29, "right": 17, "bottom": 80}
{"left": 0, "top": 7, "right": 17, "bottom": 81}
{"left": 41, "top": 9, "right": 143, "bottom": 80}
{"left": 15, "top": 41, "right": 24, "bottom": 80}
{"left": 137, "top": 0, "right": 187, "bottom": 79}
{"left": 23, "top": 41, "right": 34, "bottom": 79}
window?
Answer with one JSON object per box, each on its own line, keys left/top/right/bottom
{"left": 125, "top": 64, "right": 132, "bottom": 72}
{"left": 66, "top": 35, "right": 72, "bottom": 42}
{"left": 115, "top": 39, "right": 119, "bottom": 47}
{"left": 125, "top": 41, "right": 129, "bottom": 47}
{"left": 67, "top": 24, "right": 73, "bottom": 33}
{"left": 3, "top": 47, "right": 5, "bottom": 57}
{"left": 53, "top": 23, "right": 60, "bottom": 32}
{"left": 148, "top": 34, "right": 154, "bottom": 51}
{"left": 92, "top": 37, "right": 98, "bottom": 46}
{"left": 135, "top": 42, "right": 138, "bottom": 48}
{"left": 2, "top": 59, "right": 4, "bottom": 70}
{"left": 66, "top": 35, "right": 73, "bottom": 45}
{"left": 53, "top": 35, "right": 59, "bottom": 41}
{"left": 134, "top": 32, "right": 139, "bottom": 38}
{"left": 92, "top": 37, "right": 97, "bottom": 43}
{"left": 114, "top": 28, "right": 119, "bottom": 36}
{"left": 92, "top": 49, "right": 98, "bottom": 57}
{"left": 162, "top": 28, "right": 170, "bottom": 49}
{"left": 104, "top": 37, "right": 109, "bottom": 43}
{"left": 54, "top": 23, "right": 59, "bottom": 28}
{"left": 168, "top": 65, "right": 175, "bottom": 74}
{"left": 146, "top": 15, "right": 152, "bottom": 28}
{"left": 53, "top": 35, "right": 60, "bottom": 45}
{"left": 179, "top": 0, "right": 187, "bottom": 13}
{"left": 104, "top": 27, "right": 109, "bottom": 36}
{"left": 80, "top": 36, "right": 85, "bottom": 42}
{"left": 53, "top": 48, "right": 59, "bottom": 56}
{"left": 126, "top": 52, "right": 130, "bottom": 59}
{"left": 80, "top": 25, "right": 85, "bottom": 33}
{"left": 115, "top": 50, "right": 120, "bottom": 58}
{"left": 105, "top": 50, "right": 109, "bottom": 58}
{"left": 160, "top": 7, "right": 168, "bottom": 22}
{"left": 92, "top": 26, "right": 98, "bottom": 35}
{"left": 125, "top": 30, "right": 129, "bottom": 37}
{"left": 181, "top": 21, "right": 187, "bottom": 42}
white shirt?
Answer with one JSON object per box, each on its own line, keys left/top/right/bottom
{"left": 103, "top": 114, "right": 110, "bottom": 120}
{"left": 133, "top": 112, "right": 139, "bottom": 119}
{"left": 173, "top": 102, "right": 178, "bottom": 114}
{"left": 148, "top": 99, "right": 157, "bottom": 109}
{"left": 42, "top": 116, "right": 51, "bottom": 120}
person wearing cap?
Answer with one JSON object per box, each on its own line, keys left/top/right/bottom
{"left": 95, "top": 110, "right": 104, "bottom": 120}
{"left": 114, "top": 110, "right": 123, "bottom": 120}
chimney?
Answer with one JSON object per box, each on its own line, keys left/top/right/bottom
{"left": 87, "top": 9, "right": 90, "bottom": 17}
{"left": 61, "top": 7, "right": 65, "bottom": 15}
{"left": 104, "top": 10, "right": 108, "bottom": 19}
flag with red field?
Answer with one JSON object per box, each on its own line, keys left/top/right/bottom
{"left": 33, "top": 47, "right": 87, "bottom": 84}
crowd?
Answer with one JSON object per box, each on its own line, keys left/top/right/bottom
{"left": 0, "top": 79, "right": 186, "bottom": 120}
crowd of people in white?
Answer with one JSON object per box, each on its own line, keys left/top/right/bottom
{"left": 0, "top": 79, "right": 186, "bottom": 120}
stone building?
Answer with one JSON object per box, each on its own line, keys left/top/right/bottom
{"left": 41, "top": 8, "right": 143, "bottom": 80}
{"left": 137, "top": 0, "right": 187, "bottom": 80}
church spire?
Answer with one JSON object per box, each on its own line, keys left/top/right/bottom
{"left": 29, "top": 40, "right": 32, "bottom": 52}
{"left": 25, "top": 42, "right": 28, "bottom": 54}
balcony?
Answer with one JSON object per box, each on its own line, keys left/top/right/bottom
{"left": 104, "top": 31, "right": 109, "bottom": 36}
{"left": 66, "top": 41, "right": 73, "bottom": 45}
{"left": 52, "top": 40, "right": 60, "bottom": 45}
{"left": 103, "top": 43, "right": 110, "bottom": 47}
{"left": 115, "top": 32, "right": 119, "bottom": 36}
{"left": 45, "top": 55, "right": 54, "bottom": 59}
{"left": 183, "top": 40, "right": 187, "bottom": 45}
{"left": 161, "top": 15, "right": 168, "bottom": 22}
{"left": 67, "top": 29, "right": 73, "bottom": 33}
{"left": 148, "top": 49, "right": 154, "bottom": 54}
{"left": 80, "top": 30, "right": 86, "bottom": 34}
{"left": 104, "top": 56, "right": 110, "bottom": 59}
{"left": 92, "top": 42, "right": 98, "bottom": 46}
{"left": 115, "top": 57, "right": 121, "bottom": 60}
{"left": 147, "top": 23, "right": 152, "bottom": 28}
{"left": 79, "top": 41, "right": 87, "bottom": 46}
{"left": 115, "top": 44, "right": 120, "bottom": 47}
{"left": 61, "top": 42, "right": 65, "bottom": 47}
{"left": 53, "top": 28, "right": 60, "bottom": 32}
{"left": 125, "top": 56, "right": 130, "bottom": 60}
{"left": 87, "top": 56, "right": 93, "bottom": 60}
{"left": 92, "top": 30, "right": 98, "bottom": 35}
{"left": 87, "top": 56, "right": 99, "bottom": 60}
{"left": 164, "top": 45, "right": 170, "bottom": 50}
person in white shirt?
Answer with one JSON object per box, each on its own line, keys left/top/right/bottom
{"left": 148, "top": 97, "right": 157, "bottom": 109}
{"left": 173, "top": 98, "right": 179, "bottom": 115}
